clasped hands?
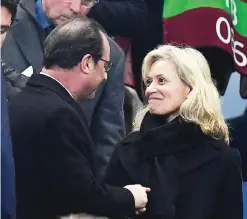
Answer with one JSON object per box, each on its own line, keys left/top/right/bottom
{"left": 124, "top": 184, "right": 151, "bottom": 215}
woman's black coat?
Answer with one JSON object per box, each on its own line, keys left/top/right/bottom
{"left": 104, "top": 113, "right": 243, "bottom": 219}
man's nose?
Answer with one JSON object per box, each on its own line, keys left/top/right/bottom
{"left": 70, "top": 0, "right": 81, "bottom": 14}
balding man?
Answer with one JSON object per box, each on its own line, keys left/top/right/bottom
{"left": 8, "top": 17, "right": 150, "bottom": 219}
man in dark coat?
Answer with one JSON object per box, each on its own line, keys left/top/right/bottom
{"left": 1, "top": 70, "right": 16, "bottom": 219}
{"left": 8, "top": 17, "right": 150, "bottom": 219}
{"left": 1, "top": 0, "right": 17, "bottom": 218}
{"left": 1, "top": 0, "right": 148, "bottom": 178}
{"left": 88, "top": 0, "right": 148, "bottom": 38}
{"left": 131, "top": 0, "right": 164, "bottom": 100}
{"left": 1, "top": 0, "right": 29, "bottom": 101}
{"left": 228, "top": 108, "right": 247, "bottom": 181}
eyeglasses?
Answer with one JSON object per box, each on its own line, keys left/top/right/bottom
{"left": 81, "top": 0, "right": 99, "bottom": 8}
{"left": 100, "top": 58, "right": 112, "bottom": 73}
{"left": 63, "top": 0, "right": 99, "bottom": 8}
{"left": 0, "top": 25, "right": 10, "bottom": 35}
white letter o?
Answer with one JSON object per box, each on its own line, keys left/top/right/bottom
{"left": 216, "top": 17, "right": 231, "bottom": 44}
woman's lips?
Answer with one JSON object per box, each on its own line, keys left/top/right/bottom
{"left": 148, "top": 97, "right": 163, "bottom": 103}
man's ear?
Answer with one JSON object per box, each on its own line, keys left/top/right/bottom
{"left": 80, "top": 54, "right": 94, "bottom": 74}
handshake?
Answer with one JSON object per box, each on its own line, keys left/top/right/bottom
{"left": 60, "top": 185, "right": 151, "bottom": 219}
{"left": 124, "top": 185, "right": 151, "bottom": 215}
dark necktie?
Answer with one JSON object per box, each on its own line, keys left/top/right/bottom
{"left": 44, "top": 25, "right": 55, "bottom": 37}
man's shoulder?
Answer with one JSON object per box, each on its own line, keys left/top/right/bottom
{"left": 14, "top": 0, "right": 35, "bottom": 21}
{"left": 3, "top": 0, "right": 35, "bottom": 33}
{"left": 108, "top": 37, "right": 124, "bottom": 57}
{"left": 9, "top": 84, "right": 68, "bottom": 113}
{"left": 2, "top": 0, "right": 43, "bottom": 73}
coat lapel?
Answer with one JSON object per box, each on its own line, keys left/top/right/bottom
{"left": 117, "top": 132, "right": 143, "bottom": 183}
{"left": 11, "top": 0, "right": 45, "bottom": 73}
{"left": 117, "top": 131, "right": 181, "bottom": 218}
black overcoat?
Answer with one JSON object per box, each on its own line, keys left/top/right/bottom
{"left": 105, "top": 113, "right": 243, "bottom": 219}
{"left": 8, "top": 74, "right": 135, "bottom": 219}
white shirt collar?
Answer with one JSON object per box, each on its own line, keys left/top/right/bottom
{"left": 40, "top": 72, "right": 74, "bottom": 98}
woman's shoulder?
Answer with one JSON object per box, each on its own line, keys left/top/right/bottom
{"left": 207, "top": 139, "right": 241, "bottom": 165}
{"left": 118, "top": 131, "right": 142, "bottom": 148}
{"left": 113, "top": 131, "right": 142, "bottom": 163}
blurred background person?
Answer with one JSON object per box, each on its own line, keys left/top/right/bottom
{"left": 228, "top": 108, "right": 247, "bottom": 182}
{"left": 0, "top": 0, "right": 15, "bottom": 46}
{"left": 1, "top": 0, "right": 28, "bottom": 101}
{"left": 83, "top": 0, "right": 149, "bottom": 175}
{"left": 1, "top": 0, "right": 17, "bottom": 218}
{"left": 130, "top": 0, "right": 164, "bottom": 100}
{"left": 221, "top": 71, "right": 247, "bottom": 217}
{"left": 88, "top": 0, "right": 148, "bottom": 38}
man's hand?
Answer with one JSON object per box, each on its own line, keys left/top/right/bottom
{"left": 124, "top": 184, "right": 151, "bottom": 212}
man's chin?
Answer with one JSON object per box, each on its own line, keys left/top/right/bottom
{"left": 86, "top": 90, "right": 96, "bottom": 99}
{"left": 53, "top": 16, "right": 71, "bottom": 26}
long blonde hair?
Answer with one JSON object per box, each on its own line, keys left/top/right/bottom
{"left": 134, "top": 45, "right": 229, "bottom": 144}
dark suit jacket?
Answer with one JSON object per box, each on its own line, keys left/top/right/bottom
{"left": 1, "top": 72, "right": 16, "bottom": 219}
{"left": 131, "top": 0, "right": 164, "bottom": 99}
{"left": 105, "top": 113, "right": 243, "bottom": 219}
{"left": 8, "top": 74, "right": 135, "bottom": 219}
{"left": 1, "top": 60, "right": 29, "bottom": 101}
{"left": 88, "top": 0, "right": 148, "bottom": 38}
{"left": 228, "top": 109, "right": 247, "bottom": 181}
{"left": 2, "top": 0, "right": 125, "bottom": 178}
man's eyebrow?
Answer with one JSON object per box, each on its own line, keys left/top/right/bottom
{"left": 0, "top": 25, "right": 11, "bottom": 28}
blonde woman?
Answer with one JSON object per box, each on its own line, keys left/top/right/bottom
{"left": 104, "top": 45, "right": 243, "bottom": 219}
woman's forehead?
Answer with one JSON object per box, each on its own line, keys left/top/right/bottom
{"left": 146, "top": 60, "right": 177, "bottom": 78}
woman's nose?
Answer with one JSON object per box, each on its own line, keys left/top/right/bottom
{"left": 145, "top": 81, "right": 158, "bottom": 96}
